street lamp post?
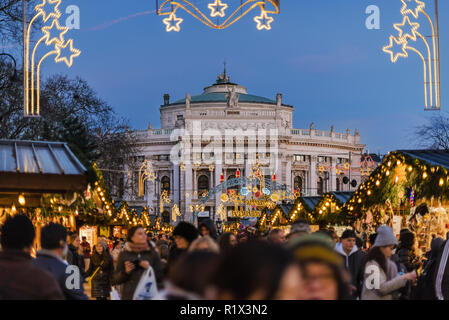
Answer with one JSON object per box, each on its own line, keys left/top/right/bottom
{"left": 0, "top": 53, "right": 18, "bottom": 91}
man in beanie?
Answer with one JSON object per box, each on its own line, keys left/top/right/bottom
{"left": 335, "top": 229, "right": 366, "bottom": 299}
{"left": 168, "top": 222, "right": 200, "bottom": 270}
{"left": 288, "top": 233, "right": 350, "bottom": 300}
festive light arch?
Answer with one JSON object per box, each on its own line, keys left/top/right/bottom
{"left": 157, "top": 0, "right": 280, "bottom": 32}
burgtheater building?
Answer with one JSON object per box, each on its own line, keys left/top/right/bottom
{"left": 123, "top": 71, "right": 366, "bottom": 223}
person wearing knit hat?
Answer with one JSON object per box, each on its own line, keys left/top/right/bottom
{"left": 361, "top": 225, "right": 417, "bottom": 300}
{"left": 288, "top": 233, "right": 350, "bottom": 300}
{"left": 168, "top": 222, "right": 200, "bottom": 271}
{"left": 335, "top": 229, "right": 366, "bottom": 300}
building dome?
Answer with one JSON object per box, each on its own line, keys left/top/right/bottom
{"left": 168, "top": 71, "right": 279, "bottom": 106}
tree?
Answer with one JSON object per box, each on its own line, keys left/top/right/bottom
{"left": 415, "top": 113, "right": 449, "bottom": 150}
{"left": 0, "top": 59, "right": 141, "bottom": 195}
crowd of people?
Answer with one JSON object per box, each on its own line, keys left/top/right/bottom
{"left": 1, "top": 214, "right": 449, "bottom": 300}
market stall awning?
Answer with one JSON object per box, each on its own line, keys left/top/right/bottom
{"left": 302, "top": 196, "right": 323, "bottom": 211}
{"left": 399, "top": 150, "right": 449, "bottom": 169}
{"left": 0, "top": 140, "right": 88, "bottom": 192}
{"left": 328, "top": 192, "right": 354, "bottom": 204}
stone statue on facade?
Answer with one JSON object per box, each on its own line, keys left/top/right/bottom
{"left": 226, "top": 87, "right": 239, "bottom": 108}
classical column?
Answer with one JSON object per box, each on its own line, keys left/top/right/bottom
{"left": 215, "top": 163, "right": 223, "bottom": 210}
{"left": 310, "top": 156, "right": 318, "bottom": 196}
{"left": 330, "top": 157, "right": 337, "bottom": 192}
{"left": 173, "top": 164, "right": 180, "bottom": 206}
{"left": 185, "top": 164, "right": 192, "bottom": 222}
{"left": 286, "top": 160, "right": 292, "bottom": 190}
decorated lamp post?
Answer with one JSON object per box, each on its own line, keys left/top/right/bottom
{"left": 383, "top": 0, "right": 442, "bottom": 110}
{"left": 23, "top": 0, "right": 81, "bottom": 117}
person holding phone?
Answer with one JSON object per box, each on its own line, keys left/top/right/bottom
{"left": 361, "top": 226, "right": 417, "bottom": 300}
{"left": 112, "top": 225, "right": 163, "bottom": 300}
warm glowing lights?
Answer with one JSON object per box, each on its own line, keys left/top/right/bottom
{"left": 138, "top": 160, "right": 156, "bottom": 197}
{"left": 400, "top": 0, "right": 425, "bottom": 19}
{"left": 376, "top": 180, "right": 380, "bottom": 186}
{"left": 162, "top": 12, "right": 183, "bottom": 32}
{"left": 386, "top": 170, "right": 390, "bottom": 176}
{"left": 408, "top": 166, "right": 413, "bottom": 172}
{"left": 383, "top": 0, "right": 441, "bottom": 110}
{"left": 254, "top": 10, "right": 274, "bottom": 30}
{"left": 367, "top": 190, "right": 372, "bottom": 196}
{"left": 157, "top": 0, "right": 279, "bottom": 31}
{"left": 18, "top": 195, "right": 26, "bottom": 206}
{"left": 24, "top": 0, "right": 81, "bottom": 117}
{"left": 208, "top": 0, "right": 228, "bottom": 17}
{"left": 439, "top": 178, "right": 444, "bottom": 187}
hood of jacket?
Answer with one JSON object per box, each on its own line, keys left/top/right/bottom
{"left": 335, "top": 242, "right": 359, "bottom": 257}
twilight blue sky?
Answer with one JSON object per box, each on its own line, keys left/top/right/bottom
{"left": 23, "top": 0, "right": 449, "bottom": 154}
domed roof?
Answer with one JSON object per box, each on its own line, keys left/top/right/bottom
{"left": 167, "top": 71, "right": 279, "bottom": 106}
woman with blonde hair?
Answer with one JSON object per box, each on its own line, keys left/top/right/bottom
{"left": 188, "top": 236, "right": 219, "bottom": 253}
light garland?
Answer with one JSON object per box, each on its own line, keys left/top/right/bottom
{"left": 157, "top": 0, "right": 280, "bottom": 32}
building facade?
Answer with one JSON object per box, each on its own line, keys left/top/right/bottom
{"left": 123, "top": 71, "right": 366, "bottom": 223}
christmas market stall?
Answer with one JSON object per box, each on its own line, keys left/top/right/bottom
{"left": 344, "top": 150, "right": 449, "bottom": 254}
{"left": 0, "top": 140, "right": 88, "bottom": 250}
{"left": 312, "top": 192, "right": 353, "bottom": 227}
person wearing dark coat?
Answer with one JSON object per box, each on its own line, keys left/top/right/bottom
{"left": 0, "top": 215, "right": 64, "bottom": 300}
{"left": 392, "top": 230, "right": 421, "bottom": 272}
{"left": 112, "top": 225, "right": 164, "bottom": 300}
{"left": 33, "top": 223, "right": 89, "bottom": 300}
{"left": 67, "top": 233, "right": 86, "bottom": 276}
{"left": 433, "top": 239, "right": 449, "bottom": 300}
{"left": 86, "top": 242, "right": 114, "bottom": 299}
{"left": 168, "top": 222, "right": 200, "bottom": 271}
{"left": 335, "top": 229, "right": 366, "bottom": 299}
{"left": 198, "top": 219, "right": 218, "bottom": 240}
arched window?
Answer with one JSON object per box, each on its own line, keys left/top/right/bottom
{"left": 198, "top": 175, "right": 209, "bottom": 195}
{"left": 336, "top": 178, "right": 341, "bottom": 191}
{"left": 317, "top": 177, "right": 324, "bottom": 195}
{"left": 161, "top": 176, "right": 170, "bottom": 193}
{"left": 294, "top": 176, "right": 303, "bottom": 192}
{"left": 162, "top": 210, "right": 170, "bottom": 224}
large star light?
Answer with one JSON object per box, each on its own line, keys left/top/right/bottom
{"left": 400, "top": 0, "right": 425, "bottom": 19}
{"left": 208, "top": 0, "right": 228, "bottom": 18}
{"left": 383, "top": 35, "right": 409, "bottom": 63}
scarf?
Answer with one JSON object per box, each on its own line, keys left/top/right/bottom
{"left": 436, "top": 240, "right": 449, "bottom": 300}
{"left": 126, "top": 241, "right": 150, "bottom": 253}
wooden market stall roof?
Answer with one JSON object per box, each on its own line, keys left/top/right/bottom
{"left": 399, "top": 150, "right": 449, "bottom": 169}
{"left": 0, "top": 140, "right": 88, "bottom": 193}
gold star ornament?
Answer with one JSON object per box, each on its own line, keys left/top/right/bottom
{"left": 55, "top": 39, "right": 81, "bottom": 67}
{"left": 208, "top": 0, "right": 228, "bottom": 18}
{"left": 383, "top": 35, "right": 409, "bottom": 63}
{"left": 42, "top": 19, "right": 68, "bottom": 46}
{"left": 163, "top": 12, "right": 183, "bottom": 32}
{"left": 254, "top": 10, "right": 274, "bottom": 30}
{"left": 400, "top": 0, "right": 425, "bottom": 19}
{"left": 394, "top": 15, "right": 420, "bottom": 42}
{"left": 35, "top": 0, "right": 62, "bottom": 23}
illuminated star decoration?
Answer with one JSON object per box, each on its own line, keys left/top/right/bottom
{"left": 55, "top": 39, "right": 81, "bottom": 67}
{"left": 42, "top": 19, "right": 68, "bottom": 46}
{"left": 400, "top": 0, "right": 425, "bottom": 19}
{"left": 383, "top": 35, "right": 408, "bottom": 63}
{"left": 208, "top": 0, "right": 228, "bottom": 18}
{"left": 394, "top": 16, "right": 420, "bottom": 42}
{"left": 163, "top": 12, "right": 183, "bottom": 32}
{"left": 254, "top": 10, "right": 274, "bottom": 30}
{"left": 35, "top": 0, "right": 62, "bottom": 23}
